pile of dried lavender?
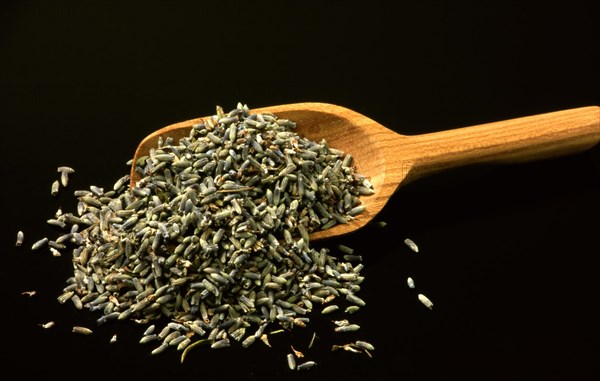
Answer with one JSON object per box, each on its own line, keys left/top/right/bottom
{"left": 29, "top": 103, "right": 377, "bottom": 368}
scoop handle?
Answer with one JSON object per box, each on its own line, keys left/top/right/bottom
{"left": 406, "top": 106, "right": 600, "bottom": 181}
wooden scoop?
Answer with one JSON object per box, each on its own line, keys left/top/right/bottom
{"left": 131, "top": 102, "right": 600, "bottom": 241}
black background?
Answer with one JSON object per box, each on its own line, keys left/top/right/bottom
{"left": 1, "top": 1, "right": 599, "bottom": 380}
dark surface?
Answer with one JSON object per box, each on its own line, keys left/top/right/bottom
{"left": 1, "top": 1, "right": 599, "bottom": 380}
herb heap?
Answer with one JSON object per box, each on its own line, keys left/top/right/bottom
{"left": 44, "top": 103, "right": 376, "bottom": 368}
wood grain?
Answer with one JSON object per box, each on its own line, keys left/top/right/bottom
{"left": 131, "top": 103, "right": 600, "bottom": 241}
